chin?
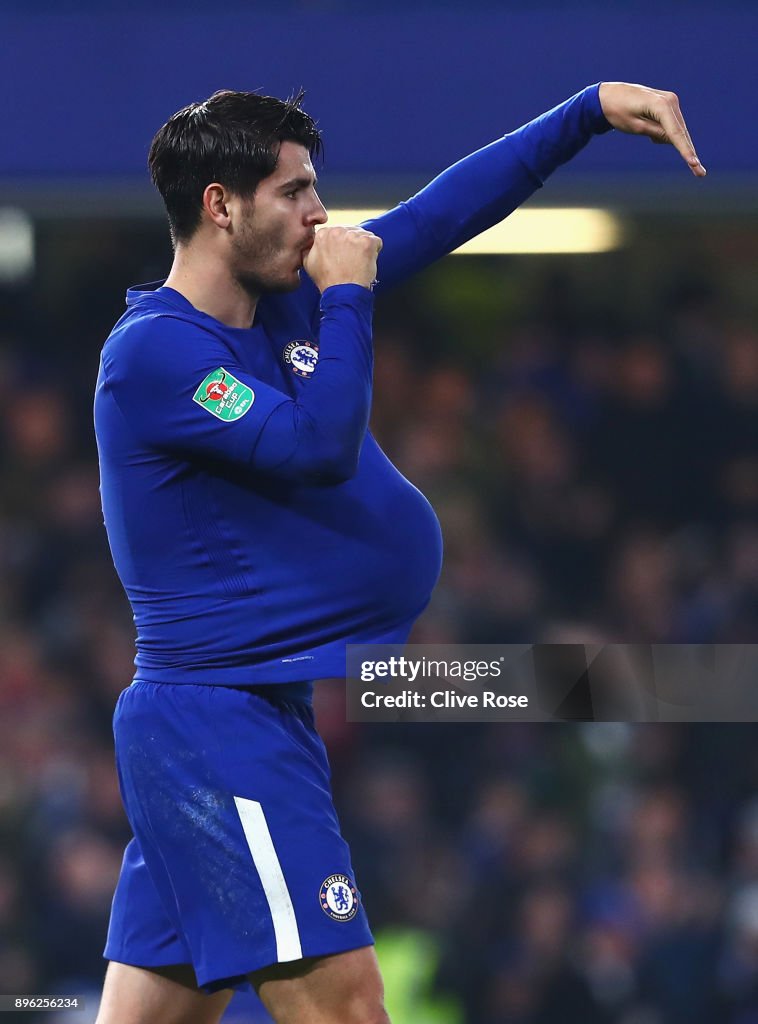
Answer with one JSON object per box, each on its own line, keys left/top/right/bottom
{"left": 262, "top": 265, "right": 303, "bottom": 293}
{"left": 270, "top": 272, "right": 302, "bottom": 294}
{"left": 235, "top": 269, "right": 301, "bottom": 296}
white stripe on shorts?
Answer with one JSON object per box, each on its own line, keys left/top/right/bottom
{"left": 233, "top": 796, "right": 303, "bottom": 962}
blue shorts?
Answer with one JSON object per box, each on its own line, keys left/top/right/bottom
{"left": 104, "top": 680, "right": 373, "bottom": 993}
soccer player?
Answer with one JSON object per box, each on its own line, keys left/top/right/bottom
{"left": 94, "top": 83, "right": 703, "bottom": 1024}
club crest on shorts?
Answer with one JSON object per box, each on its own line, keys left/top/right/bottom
{"left": 283, "top": 340, "right": 319, "bottom": 378}
{"left": 319, "top": 874, "right": 359, "bottom": 921}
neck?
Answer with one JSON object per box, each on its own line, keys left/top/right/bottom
{"left": 163, "top": 245, "right": 259, "bottom": 329}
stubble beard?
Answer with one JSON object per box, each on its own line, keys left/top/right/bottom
{"left": 230, "top": 218, "right": 300, "bottom": 299}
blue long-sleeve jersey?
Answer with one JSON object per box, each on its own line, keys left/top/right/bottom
{"left": 95, "top": 84, "right": 611, "bottom": 685}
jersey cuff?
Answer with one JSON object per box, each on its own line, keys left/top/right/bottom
{"left": 320, "top": 284, "right": 375, "bottom": 311}
{"left": 588, "top": 83, "right": 614, "bottom": 135}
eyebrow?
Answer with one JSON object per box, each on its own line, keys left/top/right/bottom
{"left": 279, "top": 176, "right": 318, "bottom": 191}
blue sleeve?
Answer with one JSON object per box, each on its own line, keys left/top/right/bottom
{"left": 253, "top": 285, "right": 373, "bottom": 482}
{"left": 363, "top": 83, "right": 612, "bottom": 290}
{"left": 102, "top": 284, "right": 373, "bottom": 484}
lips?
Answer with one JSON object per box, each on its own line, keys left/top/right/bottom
{"left": 296, "top": 237, "right": 315, "bottom": 272}
{"left": 297, "top": 240, "right": 313, "bottom": 268}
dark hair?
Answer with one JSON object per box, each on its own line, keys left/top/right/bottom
{"left": 148, "top": 88, "right": 323, "bottom": 244}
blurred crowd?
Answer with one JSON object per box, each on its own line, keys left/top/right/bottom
{"left": 336, "top": 720, "right": 758, "bottom": 1024}
{"left": 0, "top": 221, "right": 757, "bottom": 1022}
{"left": 372, "top": 275, "right": 758, "bottom": 646}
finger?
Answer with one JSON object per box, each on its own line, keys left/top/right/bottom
{"left": 670, "top": 96, "right": 707, "bottom": 177}
{"left": 663, "top": 95, "right": 699, "bottom": 161}
{"left": 653, "top": 93, "right": 706, "bottom": 177}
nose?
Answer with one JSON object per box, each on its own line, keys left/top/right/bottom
{"left": 308, "top": 193, "right": 328, "bottom": 226}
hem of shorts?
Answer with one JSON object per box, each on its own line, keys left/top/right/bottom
{"left": 196, "top": 934, "right": 376, "bottom": 994}
{"left": 103, "top": 949, "right": 193, "bottom": 971}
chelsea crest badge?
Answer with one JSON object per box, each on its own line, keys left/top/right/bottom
{"left": 319, "top": 873, "right": 359, "bottom": 922}
{"left": 283, "top": 340, "right": 319, "bottom": 378}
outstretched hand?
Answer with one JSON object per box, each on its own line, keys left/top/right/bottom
{"left": 598, "top": 82, "right": 706, "bottom": 177}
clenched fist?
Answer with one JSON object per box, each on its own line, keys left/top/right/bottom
{"left": 304, "top": 225, "right": 383, "bottom": 292}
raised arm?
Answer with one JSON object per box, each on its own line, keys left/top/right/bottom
{"left": 363, "top": 82, "right": 704, "bottom": 292}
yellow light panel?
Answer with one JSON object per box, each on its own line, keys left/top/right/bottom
{"left": 321, "top": 207, "right": 623, "bottom": 254}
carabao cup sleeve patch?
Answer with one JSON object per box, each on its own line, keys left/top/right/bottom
{"left": 193, "top": 368, "right": 255, "bottom": 421}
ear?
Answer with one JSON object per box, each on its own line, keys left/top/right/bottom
{"left": 202, "top": 183, "right": 231, "bottom": 229}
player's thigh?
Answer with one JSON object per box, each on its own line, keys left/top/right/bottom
{"left": 251, "top": 945, "right": 389, "bottom": 1024}
{"left": 96, "top": 961, "right": 233, "bottom": 1024}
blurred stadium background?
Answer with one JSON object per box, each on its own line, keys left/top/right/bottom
{"left": 2, "top": 2, "right": 758, "bottom": 1021}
